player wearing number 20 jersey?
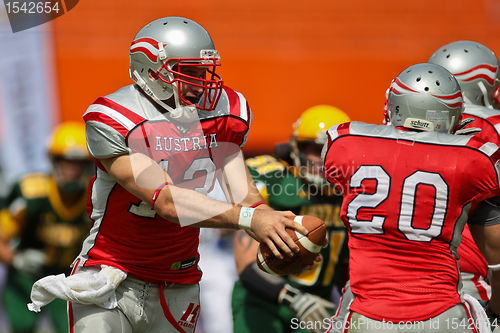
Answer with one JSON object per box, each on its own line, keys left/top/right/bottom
{"left": 77, "top": 83, "right": 251, "bottom": 284}
{"left": 323, "top": 121, "right": 500, "bottom": 322}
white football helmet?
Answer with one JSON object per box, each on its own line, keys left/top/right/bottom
{"left": 129, "top": 17, "right": 223, "bottom": 116}
{"left": 428, "top": 41, "right": 500, "bottom": 109}
{"left": 386, "top": 63, "right": 464, "bottom": 133}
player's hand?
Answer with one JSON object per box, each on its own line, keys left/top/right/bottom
{"left": 12, "top": 249, "right": 46, "bottom": 274}
{"left": 251, "top": 210, "right": 308, "bottom": 259}
{"left": 278, "top": 284, "right": 335, "bottom": 333}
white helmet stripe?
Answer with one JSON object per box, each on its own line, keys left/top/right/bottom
{"left": 431, "top": 92, "right": 463, "bottom": 108}
{"left": 389, "top": 78, "right": 419, "bottom": 95}
{"left": 454, "top": 64, "right": 497, "bottom": 85}
{"left": 130, "top": 39, "right": 160, "bottom": 63}
{"left": 454, "top": 68, "right": 495, "bottom": 85}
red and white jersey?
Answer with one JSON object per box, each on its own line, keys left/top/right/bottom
{"left": 461, "top": 104, "right": 500, "bottom": 146}
{"left": 323, "top": 121, "right": 500, "bottom": 322}
{"left": 457, "top": 104, "right": 500, "bottom": 294}
{"left": 77, "top": 84, "right": 251, "bottom": 284}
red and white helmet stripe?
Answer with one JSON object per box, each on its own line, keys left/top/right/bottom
{"left": 454, "top": 64, "right": 497, "bottom": 86}
{"left": 130, "top": 38, "right": 160, "bottom": 63}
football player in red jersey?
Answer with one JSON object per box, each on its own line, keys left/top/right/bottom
{"left": 324, "top": 63, "right": 500, "bottom": 332}
{"left": 28, "top": 17, "right": 308, "bottom": 333}
{"left": 428, "top": 41, "right": 500, "bottom": 302}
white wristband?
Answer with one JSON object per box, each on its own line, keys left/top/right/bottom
{"left": 238, "top": 207, "right": 255, "bottom": 230}
{"left": 488, "top": 263, "right": 500, "bottom": 271}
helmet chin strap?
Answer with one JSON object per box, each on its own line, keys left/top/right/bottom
{"left": 478, "top": 81, "right": 494, "bottom": 109}
{"left": 463, "top": 94, "right": 473, "bottom": 105}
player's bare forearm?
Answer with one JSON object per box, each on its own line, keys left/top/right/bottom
{"left": 234, "top": 230, "right": 259, "bottom": 275}
{"left": 470, "top": 223, "right": 500, "bottom": 312}
{"left": 0, "top": 239, "right": 14, "bottom": 265}
{"left": 100, "top": 153, "right": 307, "bottom": 258}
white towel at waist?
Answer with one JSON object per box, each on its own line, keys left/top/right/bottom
{"left": 462, "top": 293, "right": 492, "bottom": 333}
{"left": 28, "top": 265, "right": 127, "bottom": 313}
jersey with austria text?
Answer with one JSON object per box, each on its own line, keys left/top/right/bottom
{"left": 78, "top": 84, "right": 252, "bottom": 284}
{"left": 246, "top": 154, "right": 348, "bottom": 298}
{"left": 323, "top": 121, "right": 500, "bottom": 322}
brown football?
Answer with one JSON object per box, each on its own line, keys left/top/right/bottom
{"left": 256, "top": 215, "right": 327, "bottom": 275}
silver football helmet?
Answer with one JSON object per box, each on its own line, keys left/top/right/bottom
{"left": 386, "top": 63, "right": 464, "bottom": 133}
{"left": 428, "top": 41, "right": 500, "bottom": 109}
{"left": 129, "top": 17, "right": 223, "bottom": 116}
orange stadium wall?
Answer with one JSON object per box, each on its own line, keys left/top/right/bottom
{"left": 50, "top": 0, "right": 500, "bottom": 154}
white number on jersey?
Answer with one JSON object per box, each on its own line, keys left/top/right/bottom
{"left": 346, "top": 166, "right": 448, "bottom": 242}
{"left": 128, "top": 157, "right": 217, "bottom": 218}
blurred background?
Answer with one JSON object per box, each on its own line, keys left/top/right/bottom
{"left": 0, "top": 0, "right": 499, "bottom": 332}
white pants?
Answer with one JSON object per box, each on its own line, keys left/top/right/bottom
{"left": 331, "top": 304, "right": 477, "bottom": 333}
{"left": 461, "top": 272, "right": 491, "bottom": 301}
{"left": 69, "top": 275, "right": 200, "bottom": 333}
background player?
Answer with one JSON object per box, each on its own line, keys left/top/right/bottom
{"left": 428, "top": 40, "right": 500, "bottom": 301}
{"left": 28, "top": 16, "right": 309, "bottom": 333}
{"left": 232, "top": 105, "right": 351, "bottom": 333}
{"left": 0, "top": 122, "right": 93, "bottom": 333}
{"left": 324, "top": 63, "right": 500, "bottom": 332}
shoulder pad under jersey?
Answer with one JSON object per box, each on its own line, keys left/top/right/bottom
{"left": 83, "top": 85, "right": 148, "bottom": 138}
{"left": 327, "top": 121, "right": 475, "bottom": 147}
{"left": 464, "top": 104, "right": 500, "bottom": 122}
{"left": 246, "top": 155, "right": 286, "bottom": 176}
{"left": 198, "top": 86, "right": 252, "bottom": 123}
{"left": 19, "top": 173, "right": 49, "bottom": 199}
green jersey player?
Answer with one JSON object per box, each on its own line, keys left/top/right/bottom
{"left": 232, "top": 105, "right": 351, "bottom": 333}
{"left": 0, "top": 122, "right": 93, "bottom": 333}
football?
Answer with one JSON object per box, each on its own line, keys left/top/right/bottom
{"left": 256, "top": 215, "right": 327, "bottom": 275}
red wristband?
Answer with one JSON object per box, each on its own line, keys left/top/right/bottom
{"left": 151, "top": 182, "right": 169, "bottom": 209}
{"left": 250, "top": 201, "right": 265, "bottom": 208}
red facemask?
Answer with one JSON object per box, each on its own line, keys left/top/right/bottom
{"left": 156, "top": 58, "right": 223, "bottom": 111}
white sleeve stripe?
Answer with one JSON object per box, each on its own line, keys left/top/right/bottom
{"left": 327, "top": 124, "right": 341, "bottom": 141}
{"left": 84, "top": 104, "right": 136, "bottom": 130}
{"left": 494, "top": 124, "right": 500, "bottom": 133}
{"left": 235, "top": 91, "right": 248, "bottom": 121}
{"left": 479, "top": 142, "right": 499, "bottom": 156}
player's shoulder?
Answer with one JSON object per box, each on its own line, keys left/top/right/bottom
{"left": 464, "top": 104, "right": 500, "bottom": 122}
{"left": 83, "top": 85, "right": 147, "bottom": 137}
{"left": 198, "top": 85, "right": 251, "bottom": 123}
{"left": 326, "top": 121, "right": 397, "bottom": 142}
{"left": 18, "top": 173, "right": 50, "bottom": 199}
{"left": 246, "top": 154, "right": 287, "bottom": 176}
{"left": 325, "top": 121, "right": 500, "bottom": 163}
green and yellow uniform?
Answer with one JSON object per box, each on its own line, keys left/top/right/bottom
{"left": 0, "top": 173, "right": 91, "bottom": 333}
{"left": 232, "top": 154, "right": 349, "bottom": 333}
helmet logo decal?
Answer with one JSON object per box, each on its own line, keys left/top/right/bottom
{"left": 130, "top": 38, "right": 160, "bottom": 62}
{"left": 431, "top": 91, "right": 463, "bottom": 109}
{"left": 389, "top": 78, "right": 419, "bottom": 95}
{"left": 453, "top": 64, "right": 497, "bottom": 85}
